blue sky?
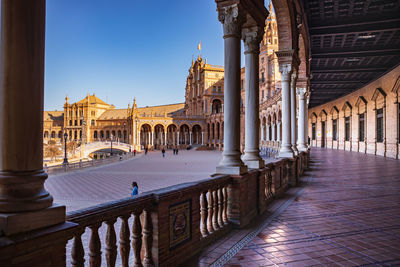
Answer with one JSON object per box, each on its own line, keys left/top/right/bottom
{"left": 44, "top": 0, "right": 227, "bottom": 110}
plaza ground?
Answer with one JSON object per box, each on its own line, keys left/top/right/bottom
{"left": 45, "top": 149, "right": 222, "bottom": 211}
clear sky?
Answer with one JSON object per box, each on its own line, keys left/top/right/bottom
{"left": 44, "top": 0, "right": 227, "bottom": 110}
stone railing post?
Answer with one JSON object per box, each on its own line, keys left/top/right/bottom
{"left": 297, "top": 88, "right": 308, "bottom": 151}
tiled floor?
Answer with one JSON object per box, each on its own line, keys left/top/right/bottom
{"left": 193, "top": 148, "right": 400, "bottom": 266}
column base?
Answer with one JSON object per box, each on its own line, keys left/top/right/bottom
{"left": 278, "top": 146, "right": 294, "bottom": 159}
{"left": 216, "top": 165, "right": 248, "bottom": 175}
{"left": 0, "top": 204, "right": 65, "bottom": 236}
{"left": 243, "top": 159, "right": 265, "bottom": 169}
{"left": 297, "top": 144, "right": 308, "bottom": 152}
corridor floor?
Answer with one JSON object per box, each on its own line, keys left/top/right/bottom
{"left": 197, "top": 148, "right": 400, "bottom": 266}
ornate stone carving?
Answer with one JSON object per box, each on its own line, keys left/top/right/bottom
{"left": 242, "top": 26, "right": 264, "bottom": 54}
{"left": 296, "top": 87, "right": 307, "bottom": 99}
{"left": 218, "top": 4, "right": 245, "bottom": 38}
{"left": 279, "top": 64, "right": 293, "bottom": 81}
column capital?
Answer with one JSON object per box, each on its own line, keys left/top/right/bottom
{"left": 242, "top": 26, "right": 263, "bottom": 54}
{"left": 218, "top": 4, "right": 245, "bottom": 38}
{"left": 297, "top": 87, "right": 307, "bottom": 99}
{"left": 279, "top": 64, "right": 293, "bottom": 82}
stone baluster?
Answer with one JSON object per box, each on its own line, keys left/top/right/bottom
{"left": 212, "top": 190, "right": 219, "bottom": 231}
{"left": 143, "top": 209, "right": 154, "bottom": 266}
{"left": 217, "top": 188, "right": 224, "bottom": 228}
{"left": 105, "top": 219, "right": 117, "bottom": 267}
{"left": 216, "top": 3, "right": 247, "bottom": 175}
{"left": 71, "top": 229, "right": 85, "bottom": 267}
{"left": 132, "top": 211, "right": 143, "bottom": 267}
{"left": 200, "top": 191, "right": 209, "bottom": 237}
{"left": 223, "top": 187, "right": 228, "bottom": 225}
{"left": 89, "top": 223, "right": 102, "bottom": 267}
{"left": 119, "top": 215, "right": 131, "bottom": 267}
{"left": 207, "top": 190, "right": 214, "bottom": 234}
{"left": 242, "top": 26, "right": 264, "bottom": 169}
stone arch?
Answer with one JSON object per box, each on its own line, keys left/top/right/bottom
{"left": 140, "top": 123, "right": 152, "bottom": 147}
{"left": 319, "top": 109, "right": 328, "bottom": 121}
{"left": 44, "top": 131, "right": 49, "bottom": 139}
{"left": 211, "top": 98, "right": 223, "bottom": 114}
{"left": 192, "top": 124, "right": 202, "bottom": 145}
{"left": 154, "top": 124, "right": 165, "bottom": 148}
{"left": 166, "top": 124, "right": 178, "bottom": 147}
{"left": 270, "top": 0, "right": 296, "bottom": 51}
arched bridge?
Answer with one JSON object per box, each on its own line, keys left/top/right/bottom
{"left": 77, "top": 141, "right": 132, "bottom": 158}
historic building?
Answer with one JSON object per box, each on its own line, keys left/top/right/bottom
{"left": 43, "top": 56, "right": 226, "bottom": 151}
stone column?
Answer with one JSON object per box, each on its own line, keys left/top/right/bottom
{"left": 177, "top": 131, "right": 180, "bottom": 145}
{"left": 242, "top": 26, "right": 264, "bottom": 169}
{"left": 261, "top": 125, "right": 264, "bottom": 141}
{"left": 216, "top": 4, "right": 247, "bottom": 174}
{"left": 297, "top": 88, "right": 308, "bottom": 151}
{"left": 201, "top": 132, "right": 204, "bottom": 145}
{"left": 151, "top": 131, "right": 154, "bottom": 146}
{"left": 138, "top": 131, "right": 141, "bottom": 146}
{"left": 277, "top": 122, "right": 281, "bottom": 142}
{"left": 290, "top": 72, "right": 299, "bottom": 155}
{"left": 189, "top": 131, "right": 192, "bottom": 145}
{"left": 278, "top": 64, "right": 294, "bottom": 158}
{"left": 266, "top": 124, "right": 270, "bottom": 141}
{"left": 0, "top": 0, "right": 65, "bottom": 236}
{"left": 272, "top": 123, "right": 276, "bottom": 141}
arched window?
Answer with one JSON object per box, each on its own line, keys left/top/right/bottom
{"left": 94, "top": 131, "right": 98, "bottom": 139}
{"left": 51, "top": 131, "right": 56, "bottom": 138}
{"left": 100, "top": 131, "right": 104, "bottom": 138}
{"left": 91, "top": 119, "right": 95, "bottom": 126}
{"left": 58, "top": 131, "right": 62, "bottom": 139}
{"left": 69, "top": 120, "right": 72, "bottom": 126}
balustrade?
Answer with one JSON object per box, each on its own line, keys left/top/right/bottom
{"left": 61, "top": 156, "right": 305, "bottom": 266}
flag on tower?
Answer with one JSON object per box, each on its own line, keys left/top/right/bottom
{"left": 197, "top": 41, "right": 201, "bottom": 51}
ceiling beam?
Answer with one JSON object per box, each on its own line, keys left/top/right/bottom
{"left": 311, "top": 67, "right": 387, "bottom": 73}
{"left": 309, "top": 19, "right": 400, "bottom": 35}
{"left": 312, "top": 48, "right": 400, "bottom": 59}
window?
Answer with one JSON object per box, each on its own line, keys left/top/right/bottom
{"left": 74, "top": 120, "right": 77, "bottom": 126}
{"left": 261, "top": 57, "right": 264, "bottom": 64}
{"left": 91, "top": 119, "right": 95, "bottom": 126}
{"left": 376, "top": 108, "right": 384, "bottom": 143}
{"left": 359, "top": 113, "right": 365, "bottom": 141}
{"left": 332, "top": 119, "right": 337, "bottom": 141}
{"left": 241, "top": 79, "right": 244, "bottom": 90}
{"left": 312, "top": 123, "right": 316, "bottom": 140}
{"left": 69, "top": 120, "right": 72, "bottom": 126}
{"left": 80, "top": 120, "right": 82, "bottom": 126}
{"left": 262, "top": 90, "right": 264, "bottom": 101}
{"left": 212, "top": 86, "right": 216, "bottom": 93}
{"left": 218, "top": 86, "right": 222, "bottom": 93}
{"left": 345, "top": 117, "right": 350, "bottom": 141}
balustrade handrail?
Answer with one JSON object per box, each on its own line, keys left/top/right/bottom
{"left": 67, "top": 193, "right": 154, "bottom": 226}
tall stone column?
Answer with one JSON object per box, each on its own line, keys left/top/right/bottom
{"left": 278, "top": 64, "right": 294, "bottom": 158}
{"left": 272, "top": 123, "right": 276, "bottom": 141}
{"left": 189, "top": 131, "right": 192, "bottom": 145}
{"left": 266, "top": 124, "right": 270, "bottom": 141}
{"left": 290, "top": 72, "right": 299, "bottom": 155}
{"left": 277, "top": 122, "right": 281, "bottom": 142}
{"left": 138, "top": 131, "right": 141, "bottom": 146}
{"left": 297, "top": 88, "right": 308, "bottom": 151}
{"left": 261, "top": 125, "right": 264, "bottom": 141}
{"left": 177, "top": 132, "right": 180, "bottom": 145}
{"left": 151, "top": 131, "right": 154, "bottom": 146}
{"left": 201, "top": 132, "right": 204, "bottom": 145}
{"left": 0, "top": 0, "right": 65, "bottom": 235}
{"left": 216, "top": 4, "right": 247, "bottom": 175}
{"left": 242, "top": 26, "right": 264, "bottom": 169}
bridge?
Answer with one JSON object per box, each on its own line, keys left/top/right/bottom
{"left": 76, "top": 141, "right": 133, "bottom": 158}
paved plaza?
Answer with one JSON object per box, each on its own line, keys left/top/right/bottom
{"left": 45, "top": 150, "right": 222, "bottom": 211}
{"left": 189, "top": 148, "right": 400, "bottom": 266}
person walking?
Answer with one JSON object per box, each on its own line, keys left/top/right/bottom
{"left": 133, "top": 149, "right": 136, "bottom": 156}
{"left": 162, "top": 148, "right": 166, "bottom": 157}
{"left": 131, "top": 182, "right": 138, "bottom": 196}
{"left": 176, "top": 148, "right": 179, "bottom": 155}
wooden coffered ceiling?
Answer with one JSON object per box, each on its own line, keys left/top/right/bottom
{"left": 304, "top": 0, "right": 400, "bottom": 108}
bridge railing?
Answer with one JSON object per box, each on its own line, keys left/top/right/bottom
{"left": 44, "top": 153, "right": 137, "bottom": 175}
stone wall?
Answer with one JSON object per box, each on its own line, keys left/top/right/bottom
{"left": 308, "top": 65, "right": 400, "bottom": 159}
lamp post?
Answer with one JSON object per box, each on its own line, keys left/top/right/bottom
{"left": 110, "top": 134, "right": 113, "bottom": 156}
{"left": 63, "top": 132, "right": 68, "bottom": 164}
{"left": 123, "top": 122, "right": 126, "bottom": 143}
